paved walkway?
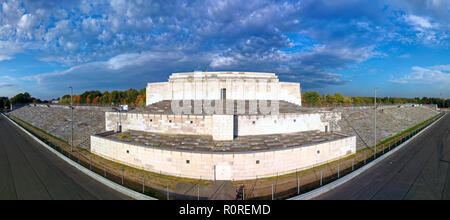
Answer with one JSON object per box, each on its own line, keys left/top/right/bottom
{"left": 0, "top": 115, "right": 130, "bottom": 200}
{"left": 315, "top": 113, "right": 450, "bottom": 200}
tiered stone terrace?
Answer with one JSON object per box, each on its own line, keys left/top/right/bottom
{"left": 105, "top": 129, "right": 346, "bottom": 152}
{"left": 130, "top": 100, "right": 310, "bottom": 115}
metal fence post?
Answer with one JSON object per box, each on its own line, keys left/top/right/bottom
{"left": 167, "top": 184, "right": 170, "bottom": 200}
{"left": 352, "top": 159, "right": 354, "bottom": 171}
{"left": 104, "top": 164, "right": 106, "bottom": 177}
{"left": 121, "top": 169, "right": 124, "bottom": 185}
{"left": 243, "top": 188, "right": 245, "bottom": 200}
{"left": 338, "top": 164, "right": 340, "bottom": 179}
{"left": 297, "top": 177, "right": 300, "bottom": 194}
{"left": 197, "top": 184, "right": 200, "bottom": 200}
{"left": 320, "top": 170, "right": 323, "bottom": 186}
{"left": 142, "top": 176, "right": 145, "bottom": 193}
{"left": 272, "top": 184, "right": 274, "bottom": 200}
{"left": 364, "top": 151, "right": 366, "bottom": 164}
{"left": 89, "top": 157, "right": 92, "bottom": 170}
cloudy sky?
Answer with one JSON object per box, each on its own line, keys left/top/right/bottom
{"left": 0, "top": 0, "right": 449, "bottom": 99}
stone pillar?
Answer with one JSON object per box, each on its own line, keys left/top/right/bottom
{"left": 212, "top": 115, "right": 234, "bottom": 141}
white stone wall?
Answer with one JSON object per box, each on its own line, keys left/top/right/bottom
{"left": 146, "top": 82, "right": 169, "bottom": 105}
{"left": 91, "top": 135, "right": 356, "bottom": 180}
{"left": 279, "top": 82, "right": 301, "bottom": 105}
{"left": 105, "top": 111, "right": 342, "bottom": 140}
{"left": 146, "top": 72, "right": 301, "bottom": 105}
{"left": 212, "top": 115, "right": 234, "bottom": 141}
{"left": 106, "top": 112, "right": 213, "bottom": 136}
{"left": 236, "top": 113, "right": 338, "bottom": 136}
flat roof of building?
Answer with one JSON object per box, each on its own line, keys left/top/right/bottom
{"left": 128, "top": 100, "right": 313, "bottom": 115}
{"left": 170, "top": 71, "right": 277, "bottom": 79}
{"left": 98, "top": 130, "right": 349, "bottom": 153}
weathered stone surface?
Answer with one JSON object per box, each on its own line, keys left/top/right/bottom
{"left": 10, "top": 105, "right": 112, "bottom": 149}
{"left": 9, "top": 104, "right": 439, "bottom": 153}
{"left": 146, "top": 71, "right": 301, "bottom": 105}
{"left": 335, "top": 105, "right": 440, "bottom": 149}
{"left": 90, "top": 133, "right": 357, "bottom": 180}
{"left": 105, "top": 129, "right": 347, "bottom": 152}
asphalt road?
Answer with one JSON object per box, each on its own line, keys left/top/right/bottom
{"left": 316, "top": 112, "right": 450, "bottom": 200}
{"left": 0, "top": 114, "right": 131, "bottom": 200}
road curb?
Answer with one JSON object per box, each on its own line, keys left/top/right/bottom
{"left": 288, "top": 112, "right": 446, "bottom": 200}
{"left": 1, "top": 113, "right": 157, "bottom": 200}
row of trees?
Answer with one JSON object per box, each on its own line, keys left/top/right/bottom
{"left": 9, "top": 92, "right": 42, "bottom": 104}
{"left": 58, "top": 88, "right": 146, "bottom": 107}
{"left": 302, "top": 91, "right": 450, "bottom": 108}
{"left": 4, "top": 89, "right": 448, "bottom": 108}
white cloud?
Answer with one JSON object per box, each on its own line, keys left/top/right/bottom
{"left": 209, "top": 56, "right": 237, "bottom": 68}
{"left": 17, "top": 14, "right": 35, "bottom": 30}
{"left": 390, "top": 65, "right": 450, "bottom": 88}
{"left": 404, "top": 14, "right": 436, "bottom": 29}
{"left": 401, "top": 14, "right": 448, "bottom": 45}
{"left": 0, "top": 55, "right": 13, "bottom": 61}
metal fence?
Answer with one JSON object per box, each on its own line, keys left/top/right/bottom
{"left": 234, "top": 112, "right": 444, "bottom": 200}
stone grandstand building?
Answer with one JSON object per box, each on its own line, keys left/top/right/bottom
{"left": 91, "top": 71, "right": 356, "bottom": 181}
{"left": 146, "top": 71, "right": 302, "bottom": 105}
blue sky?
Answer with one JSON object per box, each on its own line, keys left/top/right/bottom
{"left": 0, "top": 0, "right": 449, "bottom": 100}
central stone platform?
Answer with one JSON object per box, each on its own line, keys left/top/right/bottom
{"left": 106, "top": 129, "right": 347, "bottom": 152}
{"left": 106, "top": 100, "right": 341, "bottom": 141}
{"left": 91, "top": 130, "right": 356, "bottom": 180}
{"left": 91, "top": 71, "right": 356, "bottom": 180}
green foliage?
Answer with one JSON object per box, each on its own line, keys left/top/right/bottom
{"left": 58, "top": 88, "right": 146, "bottom": 106}
{"left": 0, "top": 97, "right": 11, "bottom": 109}
{"left": 302, "top": 91, "right": 449, "bottom": 107}
{"left": 302, "top": 91, "right": 322, "bottom": 105}
{"left": 10, "top": 92, "right": 41, "bottom": 104}
{"left": 334, "top": 93, "right": 345, "bottom": 104}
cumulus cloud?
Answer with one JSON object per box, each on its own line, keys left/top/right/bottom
{"left": 1, "top": 0, "right": 450, "bottom": 97}
{"left": 404, "top": 14, "right": 436, "bottom": 29}
{"left": 390, "top": 65, "right": 450, "bottom": 88}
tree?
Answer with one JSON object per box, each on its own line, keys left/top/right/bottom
{"left": 0, "top": 97, "right": 10, "bottom": 109}
{"left": 302, "top": 91, "right": 322, "bottom": 105}
{"left": 326, "top": 94, "right": 336, "bottom": 104}
{"left": 74, "top": 95, "right": 81, "bottom": 105}
{"left": 92, "top": 96, "right": 100, "bottom": 105}
{"left": 10, "top": 92, "right": 34, "bottom": 104}
{"left": 334, "top": 93, "right": 345, "bottom": 104}
{"left": 135, "top": 94, "right": 145, "bottom": 107}
{"left": 344, "top": 96, "right": 352, "bottom": 105}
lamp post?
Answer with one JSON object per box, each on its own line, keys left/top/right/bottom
{"left": 69, "top": 86, "right": 74, "bottom": 152}
{"left": 374, "top": 87, "right": 378, "bottom": 159}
